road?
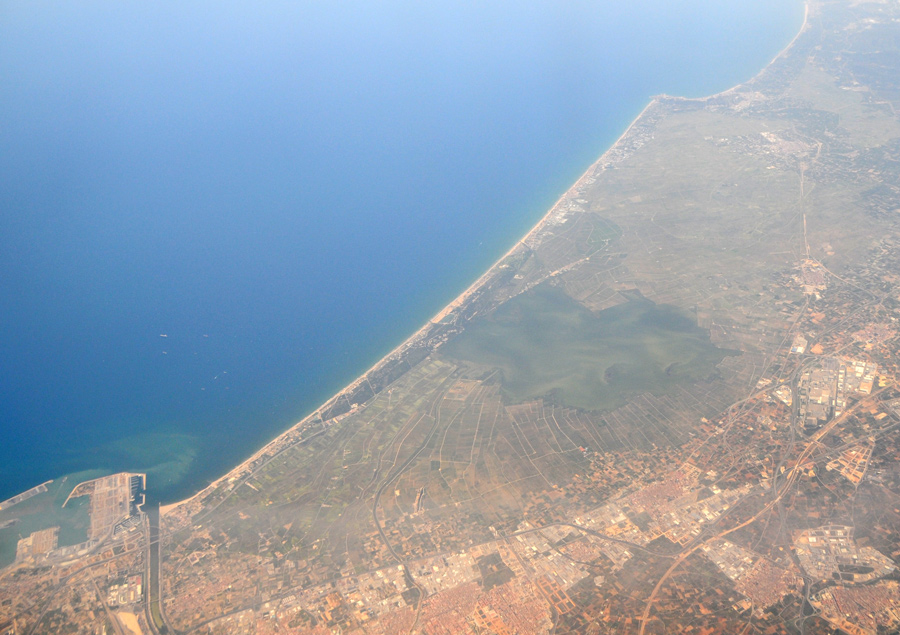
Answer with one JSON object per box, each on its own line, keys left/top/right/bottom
{"left": 637, "top": 385, "right": 888, "bottom": 635}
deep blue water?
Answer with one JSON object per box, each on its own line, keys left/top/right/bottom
{"left": 0, "top": 0, "right": 804, "bottom": 503}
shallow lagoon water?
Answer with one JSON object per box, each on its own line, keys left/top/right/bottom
{"left": 0, "top": 0, "right": 803, "bottom": 503}
{"left": 442, "top": 285, "right": 739, "bottom": 412}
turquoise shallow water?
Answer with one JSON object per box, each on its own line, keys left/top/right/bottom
{"left": 0, "top": 0, "right": 804, "bottom": 503}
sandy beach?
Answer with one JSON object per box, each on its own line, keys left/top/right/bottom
{"left": 158, "top": 97, "right": 661, "bottom": 518}
{"left": 161, "top": 1, "right": 811, "bottom": 518}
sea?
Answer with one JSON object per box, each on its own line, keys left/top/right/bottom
{"left": 0, "top": 0, "right": 804, "bottom": 504}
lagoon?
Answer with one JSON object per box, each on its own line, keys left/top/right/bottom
{"left": 442, "top": 285, "right": 739, "bottom": 412}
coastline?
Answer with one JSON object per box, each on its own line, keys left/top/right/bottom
{"left": 160, "top": 1, "right": 810, "bottom": 519}
{"left": 158, "top": 99, "right": 658, "bottom": 518}
{"left": 658, "top": 0, "right": 809, "bottom": 104}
